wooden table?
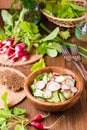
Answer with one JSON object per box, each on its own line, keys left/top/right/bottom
{"left": 0, "top": 10, "right": 87, "bottom": 130}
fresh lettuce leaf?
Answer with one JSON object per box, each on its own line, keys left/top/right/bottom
{"left": 30, "top": 58, "right": 46, "bottom": 72}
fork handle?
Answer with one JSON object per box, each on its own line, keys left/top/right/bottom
{"left": 79, "top": 61, "right": 87, "bottom": 79}
{"left": 72, "top": 61, "right": 87, "bottom": 81}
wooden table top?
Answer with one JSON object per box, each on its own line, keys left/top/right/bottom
{"left": 0, "top": 10, "right": 87, "bottom": 130}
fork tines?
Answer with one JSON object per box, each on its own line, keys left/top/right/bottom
{"left": 70, "top": 44, "right": 78, "bottom": 56}
{"left": 61, "top": 45, "right": 72, "bottom": 61}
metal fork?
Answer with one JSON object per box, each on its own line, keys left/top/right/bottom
{"left": 61, "top": 44, "right": 87, "bottom": 81}
{"left": 70, "top": 44, "right": 87, "bottom": 80}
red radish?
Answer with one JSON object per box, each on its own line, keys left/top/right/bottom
{"left": 4, "top": 50, "right": 15, "bottom": 59}
{"left": 22, "top": 54, "right": 29, "bottom": 61}
{"left": 0, "top": 41, "right": 3, "bottom": 48}
{"left": 71, "top": 86, "right": 77, "bottom": 93}
{"left": 1, "top": 46, "right": 9, "bottom": 54}
{"left": 30, "top": 115, "right": 65, "bottom": 130}
{"left": 10, "top": 56, "right": 17, "bottom": 62}
{"left": 61, "top": 84, "right": 71, "bottom": 90}
{"left": 15, "top": 51, "right": 27, "bottom": 58}
{"left": 31, "top": 113, "right": 50, "bottom": 122}
{"left": 55, "top": 76, "right": 66, "bottom": 83}
{"left": 30, "top": 121, "right": 44, "bottom": 130}
{"left": 15, "top": 43, "right": 26, "bottom": 52}
{"left": 35, "top": 81, "right": 46, "bottom": 90}
{"left": 3, "top": 38, "right": 14, "bottom": 46}
{"left": 47, "top": 81, "right": 60, "bottom": 91}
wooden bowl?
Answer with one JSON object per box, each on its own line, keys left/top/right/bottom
{"left": 24, "top": 66, "right": 84, "bottom": 112}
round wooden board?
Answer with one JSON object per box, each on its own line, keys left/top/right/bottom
{"left": 0, "top": 53, "right": 43, "bottom": 66}
{"left": 0, "top": 67, "right": 26, "bottom": 109}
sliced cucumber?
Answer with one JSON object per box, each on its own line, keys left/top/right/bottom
{"left": 47, "top": 91, "right": 60, "bottom": 102}
{"left": 42, "top": 74, "right": 48, "bottom": 84}
{"left": 33, "top": 89, "right": 43, "bottom": 97}
{"left": 35, "top": 80, "right": 45, "bottom": 90}
{"left": 63, "top": 91, "right": 74, "bottom": 99}
{"left": 58, "top": 92, "right": 66, "bottom": 102}
{"left": 43, "top": 90, "right": 52, "bottom": 99}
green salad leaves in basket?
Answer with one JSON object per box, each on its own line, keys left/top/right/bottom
{"left": 41, "top": 0, "right": 85, "bottom": 18}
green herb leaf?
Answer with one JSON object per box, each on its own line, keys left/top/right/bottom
{"left": 0, "top": 122, "right": 8, "bottom": 130}
{"left": 1, "top": 92, "right": 9, "bottom": 111}
{"left": 15, "top": 124, "right": 26, "bottom": 130}
{"left": 13, "top": 107, "right": 26, "bottom": 116}
{"left": 46, "top": 48, "right": 57, "bottom": 57}
{"left": 31, "top": 58, "right": 46, "bottom": 72}
{"left": 41, "top": 27, "right": 59, "bottom": 41}
{"left": 59, "top": 30, "right": 71, "bottom": 40}
{"left": 0, "top": 118, "right": 6, "bottom": 125}
{"left": 1, "top": 10, "right": 13, "bottom": 26}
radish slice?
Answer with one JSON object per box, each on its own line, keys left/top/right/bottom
{"left": 61, "top": 84, "right": 71, "bottom": 90}
{"left": 63, "top": 91, "right": 74, "bottom": 99}
{"left": 43, "top": 90, "right": 52, "bottom": 99}
{"left": 52, "top": 72, "right": 59, "bottom": 76}
{"left": 66, "top": 79, "right": 75, "bottom": 87}
{"left": 66, "top": 75, "right": 73, "bottom": 80}
{"left": 71, "top": 87, "right": 78, "bottom": 93}
{"left": 35, "top": 81, "right": 46, "bottom": 90}
{"left": 47, "top": 81, "right": 60, "bottom": 91}
{"left": 55, "top": 75, "right": 66, "bottom": 83}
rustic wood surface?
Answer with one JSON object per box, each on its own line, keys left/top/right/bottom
{"left": 0, "top": 10, "right": 87, "bottom": 130}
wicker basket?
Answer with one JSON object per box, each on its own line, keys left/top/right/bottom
{"left": 41, "top": 0, "right": 85, "bottom": 28}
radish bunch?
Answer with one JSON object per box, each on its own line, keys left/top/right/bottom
{"left": 0, "top": 38, "right": 29, "bottom": 62}
{"left": 31, "top": 72, "right": 78, "bottom": 102}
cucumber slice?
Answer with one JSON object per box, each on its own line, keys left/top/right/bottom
{"left": 47, "top": 91, "right": 60, "bottom": 102}
{"left": 63, "top": 91, "right": 74, "bottom": 99}
{"left": 43, "top": 90, "right": 52, "bottom": 99}
{"left": 33, "top": 89, "right": 43, "bottom": 97}
{"left": 42, "top": 74, "right": 48, "bottom": 83}
{"left": 35, "top": 80, "right": 45, "bottom": 90}
{"left": 58, "top": 92, "right": 66, "bottom": 102}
